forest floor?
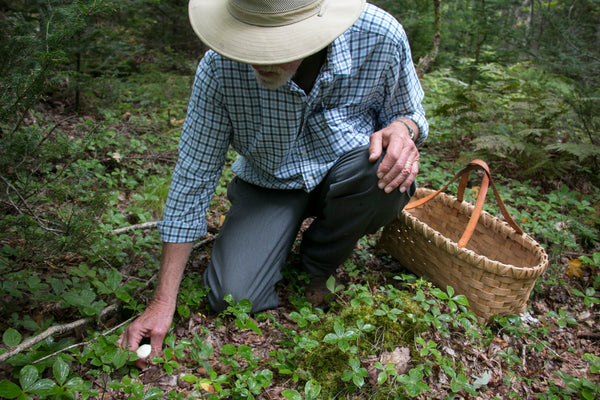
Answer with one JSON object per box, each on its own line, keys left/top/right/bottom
{"left": 2, "top": 103, "right": 599, "bottom": 399}
{"left": 108, "top": 205, "right": 600, "bottom": 400}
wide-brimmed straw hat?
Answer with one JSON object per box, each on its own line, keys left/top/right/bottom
{"left": 189, "top": 0, "right": 366, "bottom": 65}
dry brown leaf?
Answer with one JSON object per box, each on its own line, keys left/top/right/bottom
{"left": 380, "top": 347, "right": 411, "bottom": 375}
{"left": 566, "top": 258, "right": 583, "bottom": 278}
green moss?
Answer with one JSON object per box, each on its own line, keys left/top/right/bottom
{"left": 293, "top": 285, "right": 428, "bottom": 398}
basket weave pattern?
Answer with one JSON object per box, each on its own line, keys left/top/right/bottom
{"left": 380, "top": 187, "right": 549, "bottom": 319}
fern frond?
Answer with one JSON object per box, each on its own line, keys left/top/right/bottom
{"left": 472, "top": 134, "right": 526, "bottom": 154}
{"left": 546, "top": 143, "right": 600, "bottom": 160}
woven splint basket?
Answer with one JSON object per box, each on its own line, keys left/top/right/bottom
{"left": 380, "top": 160, "right": 549, "bottom": 320}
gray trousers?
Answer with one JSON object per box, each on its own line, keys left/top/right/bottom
{"left": 203, "top": 145, "right": 415, "bottom": 312}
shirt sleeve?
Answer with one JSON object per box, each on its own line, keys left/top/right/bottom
{"left": 379, "top": 25, "right": 429, "bottom": 147}
{"left": 157, "top": 54, "right": 232, "bottom": 243}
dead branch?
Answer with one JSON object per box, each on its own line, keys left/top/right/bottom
{"left": 193, "top": 234, "right": 217, "bottom": 249}
{"left": 0, "top": 304, "right": 118, "bottom": 364}
{"left": 112, "top": 221, "right": 158, "bottom": 234}
{"left": 32, "top": 314, "right": 137, "bottom": 365}
{"left": 112, "top": 221, "right": 217, "bottom": 249}
{"left": 0, "top": 229, "right": 218, "bottom": 364}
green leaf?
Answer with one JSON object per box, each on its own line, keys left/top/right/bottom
{"left": 19, "top": 365, "right": 39, "bottom": 392}
{"left": 326, "top": 276, "right": 336, "bottom": 292}
{"left": 237, "top": 299, "right": 253, "bottom": 313}
{"left": 377, "top": 371, "right": 388, "bottom": 385}
{"left": 337, "top": 340, "right": 350, "bottom": 352}
{"left": 454, "top": 294, "right": 469, "bottom": 306}
{"left": 53, "top": 358, "right": 70, "bottom": 385}
{"left": 143, "top": 387, "right": 163, "bottom": 400}
{"left": 473, "top": 371, "right": 491, "bottom": 389}
{"left": 105, "top": 269, "right": 123, "bottom": 292}
{"left": 29, "top": 379, "right": 56, "bottom": 396}
{"left": 352, "top": 374, "right": 364, "bottom": 388}
{"left": 221, "top": 344, "right": 236, "bottom": 355}
{"left": 3, "top": 328, "right": 22, "bottom": 348}
{"left": 431, "top": 288, "right": 448, "bottom": 300}
{"left": 323, "top": 333, "right": 338, "bottom": 343}
{"left": 304, "top": 380, "right": 321, "bottom": 400}
{"left": 180, "top": 375, "right": 198, "bottom": 383}
{"left": 64, "top": 376, "right": 84, "bottom": 389}
{"left": 177, "top": 304, "right": 190, "bottom": 318}
{"left": 115, "top": 287, "right": 132, "bottom": 302}
{"left": 0, "top": 380, "right": 22, "bottom": 399}
{"left": 282, "top": 389, "right": 302, "bottom": 400}
{"left": 341, "top": 371, "right": 354, "bottom": 382}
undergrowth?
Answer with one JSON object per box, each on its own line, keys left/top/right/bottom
{"left": 1, "top": 53, "right": 599, "bottom": 399}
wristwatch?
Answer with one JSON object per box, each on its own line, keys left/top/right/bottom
{"left": 396, "top": 119, "right": 415, "bottom": 141}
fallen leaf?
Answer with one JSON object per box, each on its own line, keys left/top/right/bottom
{"left": 566, "top": 259, "right": 583, "bottom": 278}
{"left": 200, "top": 380, "right": 215, "bottom": 393}
{"left": 380, "top": 347, "right": 411, "bottom": 375}
{"left": 110, "top": 152, "right": 122, "bottom": 162}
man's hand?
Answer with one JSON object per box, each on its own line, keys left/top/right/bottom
{"left": 118, "top": 242, "right": 193, "bottom": 368}
{"left": 118, "top": 299, "right": 175, "bottom": 369}
{"left": 369, "top": 119, "right": 420, "bottom": 193}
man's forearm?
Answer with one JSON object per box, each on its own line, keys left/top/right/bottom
{"left": 153, "top": 242, "right": 194, "bottom": 305}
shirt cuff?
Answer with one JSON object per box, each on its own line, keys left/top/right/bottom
{"left": 157, "top": 220, "right": 207, "bottom": 243}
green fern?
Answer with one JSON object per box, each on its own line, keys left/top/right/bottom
{"left": 546, "top": 143, "right": 600, "bottom": 161}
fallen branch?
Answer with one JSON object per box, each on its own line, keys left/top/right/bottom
{"left": 578, "top": 332, "right": 600, "bottom": 340}
{"left": 0, "top": 304, "right": 118, "bottom": 364}
{"left": 0, "top": 232, "right": 218, "bottom": 364}
{"left": 193, "top": 234, "right": 217, "bottom": 249}
{"left": 32, "top": 314, "right": 137, "bottom": 365}
{"left": 0, "top": 231, "right": 219, "bottom": 364}
{"left": 112, "top": 221, "right": 217, "bottom": 249}
{"left": 112, "top": 221, "right": 158, "bottom": 234}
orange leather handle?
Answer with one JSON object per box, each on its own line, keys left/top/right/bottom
{"left": 405, "top": 159, "right": 524, "bottom": 248}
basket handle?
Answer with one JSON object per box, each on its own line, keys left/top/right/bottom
{"left": 405, "top": 159, "right": 524, "bottom": 248}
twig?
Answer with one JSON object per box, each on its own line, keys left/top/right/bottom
{"left": 32, "top": 314, "right": 137, "bottom": 365}
{"left": 111, "top": 221, "right": 218, "bottom": 249}
{"left": 0, "top": 231, "right": 218, "bottom": 364}
{"left": 112, "top": 221, "right": 158, "bottom": 234}
{"left": 0, "top": 173, "right": 63, "bottom": 235}
{"left": 578, "top": 332, "right": 600, "bottom": 340}
{"left": 193, "top": 234, "right": 217, "bottom": 249}
{"left": 0, "top": 304, "right": 118, "bottom": 364}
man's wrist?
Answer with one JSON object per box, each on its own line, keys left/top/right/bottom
{"left": 394, "top": 118, "right": 419, "bottom": 142}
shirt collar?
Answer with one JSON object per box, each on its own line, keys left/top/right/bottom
{"left": 325, "top": 33, "right": 353, "bottom": 76}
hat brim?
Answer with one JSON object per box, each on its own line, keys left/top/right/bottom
{"left": 189, "top": 0, "right": 366, "bottom": 65}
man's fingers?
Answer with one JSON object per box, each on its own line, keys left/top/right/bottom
{"left": 379, "top": 158, "right": 419, "bottom": 193}
{"left": 369, "top": 130, "right": 383, "bottom": 162}
{"left": 398, "top": 160, "right": 419, "bottom": 193}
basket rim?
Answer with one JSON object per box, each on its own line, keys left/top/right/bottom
{"left": 402, "top": 187, "right": 549, "bottom": 279}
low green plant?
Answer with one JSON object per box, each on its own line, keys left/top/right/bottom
{"left": 289, "top": 307, "right": 321, "bottom": 328}
{"left": 282, "top": 379, "right": 321, "bottom": 400}
{"left": 149, "top": 333, "right": 186, "bottom": 375}
{"left": 397, "top": 366, "right": 430, "bottom": 397}
{"left": 220, "top": 295, "right": 261, "bottom": 335}
{"left": 109, "top": 375, "right": 163, "bottom": 400}
{"left": 211, "top": 344, "right": 274, "bottom": 399}
{"left": 341, "top": 357, "right": 369, "bottom": 389}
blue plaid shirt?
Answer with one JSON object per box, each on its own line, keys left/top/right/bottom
{"left": 158, "top": 4, "right": 428, "bottom": 243}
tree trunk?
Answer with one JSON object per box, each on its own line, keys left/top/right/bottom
{"left": 416, "top": 0, "right": 442, "bottom": 76}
